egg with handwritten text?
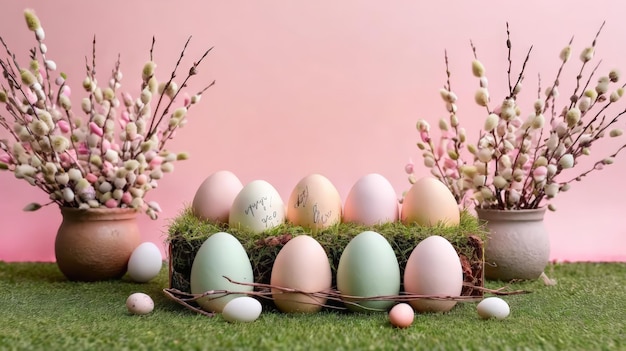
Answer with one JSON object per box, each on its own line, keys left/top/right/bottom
{"left": 287, "top": 174, "right": 342, "bottom": 231}
{"left": 401, "top": 177, "right": 460, "bottom": 227}
{"left": 343, "top": 173, "right": 399, "bottom": 226}
{"left": 192, "top": 170, "right": 243, "bottom": 224}
{"left": 229, "top": 180, "right": 285, "bottom": 233}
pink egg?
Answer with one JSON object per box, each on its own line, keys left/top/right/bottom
{"left": 192, "top": 171, "right": 243, "bottom": 224}
{"left": 388, "top": 303, "right": 414, "bottom": 328}
{"left": 343, "top": 173, "right": 399, "bottom": 226}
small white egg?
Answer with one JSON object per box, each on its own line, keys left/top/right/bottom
{"left": 222, "top": 296, "right": 262, "bottom": 323}
{"left": 476, "top": 297, "right": 510, "bottom": 320}
{"left": 127, "top": 242, "right": 163, "bottom": 283}
{"left": 126, "top": 292, "right": 154, "bottom": 315}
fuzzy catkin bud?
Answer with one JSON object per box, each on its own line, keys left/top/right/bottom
{"left": 142, "top": 62, "right": 156, "bottom": 81}
{"left": 580, "top": 47, "right": 594, "bottom": 62}
{"left": 475, "top": 88, "right": 489, "bottom": 107}
{"left": 472, "top": 60, "right": 486, "bottom": 77}
{"left": 24, "top": 9, "right": 41, "bottom": 31}
{"left": 559, "top": 46, "right": 571, "bottom": 62}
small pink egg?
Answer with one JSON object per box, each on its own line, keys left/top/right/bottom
{"left": 388, "top": 303, "right": 414, "bottom": 328}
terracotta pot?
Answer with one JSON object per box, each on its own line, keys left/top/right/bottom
{"left": 476, "top": 208, "right": 550, "bottom": 281}
{"left": 55, "top": 207, "right": 141, "bottom": 281}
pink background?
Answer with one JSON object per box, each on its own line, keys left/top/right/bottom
{"left": 1, "top": 1, "right": 624, "bottom": 262}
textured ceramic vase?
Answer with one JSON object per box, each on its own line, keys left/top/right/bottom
{"left": 476, "top": 208, "right": 550, "bottom": 281}
{"left": 55, "top": 207, "right": 141, "bottom": 281}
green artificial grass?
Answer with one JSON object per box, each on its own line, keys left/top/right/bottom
{"left": 0, "top": 262, "right": 624, "bottom": 351}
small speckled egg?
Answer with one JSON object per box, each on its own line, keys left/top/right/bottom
{"left": 343, "top": 173, "right": 399, "bottom": 226}
{"left": 192, "top": 170, "right": 243, "bottom": 224}
{"left": 127, "top": 242, "right": 162, "bottom": 283}
{"left": 229, "top": 180, "right": 285, "bottom": 233}
{"left": 287, "top": 174, "right": 342, "bottom": 231}
{"left": 126, "top": 292, "right": 154, "bottom": 315}
{"left": 222, "top": 296, "right": 263, "bottom": 323}
{"left": 388, "top": 303, "right": 415, "bottom": 328}
{"left": 271, "top": 235, "right": 332, "bottom": 313}
{"left": 404, "top": 235, "right": 463, "bottom": 313}
{"left": 477, "top": 297, "right": 510, "bottom": 320}
{"left": 401, "top": 177, "right": 460, "bottom": 226}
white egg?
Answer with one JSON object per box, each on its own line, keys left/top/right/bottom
{"left": 229, "top": 180, "right": 285, "bottom": 233}
{"left": 222, "top": 296, "right": 262, "bottom": 323}
{"left": 477, "top": 297, "right": 510, "bottom": 320}
{"left": 343, "top": 173, "right": 399, "bottom": 226}
{"left": 126, "top": 292, "right": 154, "bottom": 315}
{"left": 127, "top": 242, "right": 163, "bottom": 283}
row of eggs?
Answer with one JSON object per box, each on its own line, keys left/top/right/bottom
{"left": 190, "top": 231, "right": 463, "bottom": 314}
{"left": 192, "top": 171, "right": 460, "bottom": 233}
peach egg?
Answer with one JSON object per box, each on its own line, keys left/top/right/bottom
{"left": 401, "top": 177, "right": 460, "bottom": 227}
{"left": 388, "top": 303, "right": 414, "bottom": 328}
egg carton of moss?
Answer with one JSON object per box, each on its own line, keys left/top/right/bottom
{"left": 166, "top": 207, "right": 486, "bottom": 297}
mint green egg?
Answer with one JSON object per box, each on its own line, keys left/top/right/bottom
{"left": 190, "top": 232, "right": 254, "bottom": 313}
{"left": 337, "top": 231, "right": 400, "bottom": 312}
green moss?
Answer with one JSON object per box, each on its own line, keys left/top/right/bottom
{"left": 167, "top": 207, "right": 486, "bottom": 294}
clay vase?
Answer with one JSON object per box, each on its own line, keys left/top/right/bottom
{"left": 55, "top": 207, "right": 141, "bottom": 281}
{"left": 476, "top": 207, "right": 550, "bottom": 281}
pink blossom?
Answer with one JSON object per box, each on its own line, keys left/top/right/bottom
{"left": 121, "top": 110, "right": 130, "bottom": 122}
{"left": 533, "top": 166, "right": 548, "bottom": 181}
{"left": 25, "top": 89, "right": 37, "bottom": 104}
{"left": 89, "top": 122, "right": 103, "bottom": 137}
{"left": 77, "top": 142, "right": 89, "bottom": 155}
{"left": 404, "top": 162, "right": 414, "bottom": 174}
{"left": 149, "top": 156, "right": 163, "bottom": 168}
{"left": 104, "top": 198, "right": 118, "bottom": 208}
{"left": 135, "top": 174, "right": 147, "bottom": 185}
{"left": 61, "top": 85, "right": 71, "bottom": 97}
{"left": 101, "top": 139, "right": 111, "bottom": 152}
{"left": 444, "top": 157, "right": 457, "bottom": 169}
{"left": 57, "top": 120, "right": 70, "bottom": 133}
{"left": 121, "top": 191, "right": 132, "bottom": 204}
{"left": 0, "top": 154, "right": 11, "bottom": 163}
{"left": 420, "top": 131, "right": 430, "bottom": 143}
{"left": 182, "top": 93, "right": 191, "bottom": 106}
{"left": 85, "top": 173, "right": 98, "bottom": 183}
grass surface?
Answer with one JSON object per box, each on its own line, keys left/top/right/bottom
{"left": 0, "top": 262, "right": 624, "bottom": 351}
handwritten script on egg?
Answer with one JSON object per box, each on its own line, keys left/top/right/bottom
{"left": 244, "top": 196, "right": 279, "bottom": 228}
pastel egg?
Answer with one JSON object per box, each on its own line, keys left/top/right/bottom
{"left": 343, "top": 173, "right": 399, "bottom": 225}
{"left": 401, "top": 177, "right": 460, "bottom": 227}
{"left": 388, "top": 303, "right": 415, "bottom": 328}
{"left": 337, "top": 231, "right": 400, "bottom": 312}
{"left": 127, "top": 242, "right": 163, "bottom": 283}
{"left": 271, "top": 235, "right": 332, "bottom": 313}
{"left": 126, "top": 292, "right": 154, "bottom": 315}
{"left": 222, "top": 296, "right": 263, "bottom": 323}
{"left": 229, "top": 180, "right": 285, "bottom": 233}
{"left": 287, "top": 174, "right": 342, "bottom": 231}
{"left": 477, "top": 297, "right": 510, "bottom": 320}
{"left": 192, "top": 170, "right": 243, "bottom": 224}
{"left": 190, "top": 232, "right": 254, "bottom": 313}
{"left": 403, "top": 235, "right": 463, "bottom": 313}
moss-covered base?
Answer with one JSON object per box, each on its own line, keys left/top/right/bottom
{"left": 166, "top": 208, "right": 486, "bottom": 297}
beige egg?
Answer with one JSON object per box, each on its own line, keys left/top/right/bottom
{"left": 343, "top": 173, "right": 399, "bottom": 225}
{"left": 403, "top": 235, "right": 463, "bottom": 313}
{"left": 229, "top": 180, "right": 285, "bottom": 233}
{"left": 271, "top": 235, "right": 332, "bottom": 313}
{"left": 192, "top": 170, "right": 243, "bottom": 224}
{"left": 401, "top": 177, "right": 460, "bottom": 226}
{"left": 287, "top": 174, "right": 342, "bottom": 231}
